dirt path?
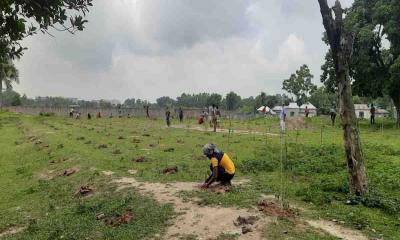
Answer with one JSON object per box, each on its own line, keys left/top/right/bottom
{"left": 307, "top": 220, "right": 368, "bottom": 240}
{"left": 170, "top": 125, "right": 279, "bottom": 137}
{"left": 113, "top": 177, "right": 369, "bottom": 240}
{"left": 114, "top": 177, "right": 269, "bottom": 240}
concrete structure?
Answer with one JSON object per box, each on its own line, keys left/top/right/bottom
{"left": 285, "top": 102, "right": 301, "bottom": 117}
{"left": 272, "top": 106, "right": 283, "bottom": 115}
{"left": 300, "top": 103, "right": 317, "bottom": 117}
{"left": 354, "top": 104, "right": 370, "bottom": 119}
{"left": 376, "top": 108, "right": 390, "bottom": 118}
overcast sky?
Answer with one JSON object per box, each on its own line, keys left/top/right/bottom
{"left": 14, "top": 0, "right": 354, "bottom": 102}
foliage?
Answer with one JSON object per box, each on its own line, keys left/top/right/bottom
{"left": 206, "top": 93, "right": 222, "bottom": 107}
{"left": 0, "top": 0, "right": 93, "bottom": 60}
{"left": 0, "top": 58, "right": 19, "bottom": 92}
{"left": 156, "top": 96, "right": 176, "bottom": 108}
{"left": 224, "top": 91, "right": 241, "bottom": 110}
{"left": 0, "top": 89, "right": 21, "bottom": 106}
{"left": 309, "top": 87, "right": 336, "bottom": 114}
{"left": 282, "top": 64, "right": 317, "bottom": 106}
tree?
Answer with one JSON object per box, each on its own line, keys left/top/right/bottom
{"left": 309, "top": 86, "right": 336, "bottom": 115}
{"left": 321, "top": 0, "right": 400, "bottom": 125}
{"left": 0, "top": 59, "right": 18, "bottom": 106}
{"left": 124, "top": 98, "right": 136, "bottom": 107}
{"left": 225, "top": 91, "right": 241, "bottom": 110}
{"left": 206, "top": 93, "right": 222, "bottom": 107}
{"left": 282, "top": 64, "right": 316, "bottom": 106}
{"left": 1, "top": 0, "right": 93, "bottom": 60}
{"left": 156, "top": 96, "right": 176, "bottom": 108}
{"left": 318, "top": 0, "right": 368, "bottom": 196}
{"left": 1, "top": 89, "right": 21, "bottom": 106}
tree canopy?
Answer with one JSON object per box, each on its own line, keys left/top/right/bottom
{"left": 283, "top": 64, "right": 316, "bottom": 106}
{"left": 0, "top": 0, "right": 93, "bottom": 60}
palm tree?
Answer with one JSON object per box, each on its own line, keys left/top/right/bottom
{"left": 0, "top": 59, "right": 19, "bottom": 106}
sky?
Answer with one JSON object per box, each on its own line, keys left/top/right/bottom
{"left": 14, "top": 0, "right": 354, "bottom": 102}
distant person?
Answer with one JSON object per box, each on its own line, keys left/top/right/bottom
{"left": 87, "top": 113, "right": 91, "bottom": 120}
{"left": 370, "top": 103, "right": 376, "bottom": 125}
{"left": 330, "top": 108, "right": 337, "bottom": 126}
{"left": 305, "top": 106, "right": 310, "bottom": 118}
{"left": 165, "top": 108, "right": 171, "bottom": 127}
{"left": 109, "top": 113, "right": 113, "bottom": 118}
{"left": 69, "top": 108, "right": 74, "bottom": 118}
{"left": 179, "top": 107, "right": 184, "bottom": 123}
{"left": 127, "top": 113, "right": 131, "bottom": 118}
{"left": 201, "top": 143, "right": 235, "bottom": 188}
{"left": 210, "top": 104, "right": 218, "bottom": 132}
{"left": 96, "top": 112, "right": 101, "bottom": 118}
{"left": 145, "top": 105, "right": 150, "bottom": 118}
{"left": 280, "top": 107, "right": 286, "bottom": 132}
{"left": 75, "top": 112, "right": 81, "bottom": 119}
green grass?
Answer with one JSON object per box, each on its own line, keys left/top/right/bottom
{"left": 0, "top": 111, "right": 399, "bottom": 239}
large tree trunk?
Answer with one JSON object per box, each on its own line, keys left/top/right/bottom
{"left": 318, "top": 0, "right": 368, "bottom": 196}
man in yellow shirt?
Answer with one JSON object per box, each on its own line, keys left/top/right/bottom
{"left": 201, "top": 143, "right": 235, "bottom": 188}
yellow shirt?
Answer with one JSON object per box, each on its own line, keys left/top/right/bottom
{"left": 211, "top": 153, "right": 235, "bottom": 174}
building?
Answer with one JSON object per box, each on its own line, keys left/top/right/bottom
{"left": 354, "top": 104, "right": 370, "bottom": 119}
{"left": 300, "top": 103, "right": 317, "bottom": 117}
{"left": 376, "top": 108, "right": 390, "bottom": 118}
{"left": 285, "top": 102, "right": 301, "bottom": 117}
{"left": 272, "top": 106, "right": 283, "bottom": 115}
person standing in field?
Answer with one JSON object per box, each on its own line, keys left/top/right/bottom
{"left": 370, "top": 103, "right": 376, "bottom": 125}
{"left": 165, "top": 107, "right": 171, "bottom": 127}
{"left": 305, "top": 106, "right": 310, "bottom": 118}
{"left": 330, "top": 108, "right": 337, "bottom": 126}
{"left": 211, "top": 104, "right": 218, "bottom": 132}
{"left": 87, "top": 113, "right": 91, "bottom": 119}
{"left": 201, "top": 143, "right": 235, "bottom": 188}
{"left": 179, "top": 107, "right": 184, "bottom": 123}
{"left": 280, "top": 107, "right": 286, "bottom": 132}
{"left": 145, "top": 105, "right": 150, "bottom": 118}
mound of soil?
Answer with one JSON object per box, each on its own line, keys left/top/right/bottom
{"left": 103, "top": 210, "right": 134, "bottom": 227}
{"left": 192, "top": 155, "right": 207, "bottom": 161}
{"left": 76, "top": 185, "right": 94, "bottom": 197}
{"left": 258, "top": 200, "right": 295, "bottom": 218}
{"left": 234, "top": 216, "right": 259, "bottom": 226}
{"left": 164, "top": 147, "right": 175, "bottom": 152}
{"left": 76, "top": 136, "right": 85, "bottom": 140}
{"left": 98, "top": 144, "right": 108, "bottom": 149}
{"left": 132, "top": 138, "right": 141, "bottom": 143}
{"left": 149, "top": 144, "right": 157, "bottom": 147}
{"left": 163, "top": 166, "right": 178, "bottom": 175}
{"left": 117, "top": 136, "right": 125, "bottom": 140}
{"left": 142, "top": 133, "right": 151, "bottom": 137}
{"left": 84, "top": 140, "right": 92, "bottom": 144}
{"left": 133, "top": 156, "right": 146, "bottom": 162}
{"left": 112, "top": 149, "right": 122, "bottom": 154}
{"left": 63, "top": 168, "right": 78, "bottom": 176}
{"left": 177, "top": 139, "right": 184, "bottom": 144}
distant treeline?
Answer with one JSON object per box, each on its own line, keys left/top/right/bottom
{"left": 0, "top": 89, "right": 393, "bottom": 115}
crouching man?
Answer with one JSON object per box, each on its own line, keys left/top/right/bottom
{"left": 201, "top": 143, "right": 235, "bottom": 188}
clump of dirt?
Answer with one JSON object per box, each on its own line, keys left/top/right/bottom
{"left": 117, "top": 136, "right": 125, "bottom": 140}
{"left": 177, "top": 139, "right": 185, "bottom": 144}
{"left": 98, "top": 144, "right": 108, "bottom": 149}
{"left": 103, "top": 210, "right": 134, "bottom": 227}
{"left": 84, "top": 140, "right": 92, "bottom": 144}
{"left": 112, "top": 149, "right": 122, "bottom": 154}
{"left": 192, "top": 155, "right": 207, "bottom": 161}
{"left": 196, "top": 144, "right": 204, "bottom": 147}
{"left": 132, "top": 138, "right": 141, "bottom": 143}
{"left": 258, "top": 200, "right": 295, "bottom": 218}
{"left": 164, "top": 147, "right": 175, "bottom": 152}
{"left": 76, "top": 136, "right": 85, "bottom": 140}
{"left": 234, "top": 216, "right": 259, "bottom": 226}
{"left": 149, "top": 143, "right": 157, "bottom": 147}
{"left": 142, "top": 133, "right": 151, "bottom": 137}
{"left": 34, "top": 140, "right": 42, "bottom": 145}
{"left": 163, "top": 166, "right": 178, "bottom": 175}
{"left": 133, "top": 156, "right": 146, "bottom": 162}
{"left": 242, "top": 225, "right": 253, "bottom": 234}
{"left": 63, "top": 168, "right": 79, "bottom": 176}
{"left": 76, "top": 185, "right": 94, "bottom": 197}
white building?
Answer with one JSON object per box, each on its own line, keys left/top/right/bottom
{"left": 300, "top": 103, "right": 317, "bottom": 117}
{"left": 376, "top": 109, "right": 390, "bottom": 118}
{"left": 285, "top": 102, "right": 301, "bottom": 117}
{"left": 354, "top": 104, "right": 370, "bottom": 119}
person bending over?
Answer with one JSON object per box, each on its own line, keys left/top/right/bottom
{"left": 201, "top": 143, "right": 235, "bottom": 188}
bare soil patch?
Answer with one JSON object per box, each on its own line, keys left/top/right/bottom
{"left": 163, "top": 166, "right": 178, "bottom": 175}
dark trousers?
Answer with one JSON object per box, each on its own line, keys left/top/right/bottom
{"left": 330, "top": 113, "right": 336, "bottom": 126}
{"left": 370, "top": 115, "right": 375, "bottom": 125}
{"left": 209, "top": 165, "right": 234, "bottom": 184}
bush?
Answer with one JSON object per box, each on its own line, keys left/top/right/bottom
{"left": 39, "top": 112, "right": 55, "bottom": 117}
{"left": 239, "top": 158, "right": 275, "bottom": 173}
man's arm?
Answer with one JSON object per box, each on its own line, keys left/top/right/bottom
{"left": 203, "top": 167, "right": 218, "bottom": 188}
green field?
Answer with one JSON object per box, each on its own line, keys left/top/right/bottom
{"left": 0, "top": 110, "right": 399, "bottom": 239}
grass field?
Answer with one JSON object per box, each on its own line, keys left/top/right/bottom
{"left": 0, "top": 110, "right": 399, "bottom": 239}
